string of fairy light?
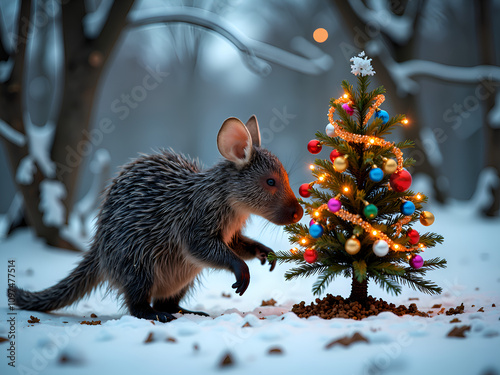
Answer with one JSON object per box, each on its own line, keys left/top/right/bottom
{"left": 295, "top": 92, "right": 436, "bottom": 264}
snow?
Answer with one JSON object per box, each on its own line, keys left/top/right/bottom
{"left": 487, "top": 91, "right": 500, "bottom": 129}
{"left": 348, "top": 0, "right": 417, "bottom": 45}
{"left": 61, "top": 149, "right": 110, "bottom": 250}
{"left": 24, "top": 120, "right": 56, "bottom": 179}
{"left": 39, "top": 180, "right": 67, "bottom": 228}
{"left": 350, "top": 51, "right": 375, "bottom": 77}
{"left": 15, "top": 156, "right": 36, "bottom": 185}
{"left": 1, "top": 176, "right": 500, "bottom": 375}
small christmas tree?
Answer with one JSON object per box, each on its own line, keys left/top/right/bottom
{"left": 271, "top": 52, "right": 446, "bottom": 303}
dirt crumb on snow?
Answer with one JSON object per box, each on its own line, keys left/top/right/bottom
{"left": 446, "top": 303, "right": 465, "bottom": 315}
{"left": 261, "top": 298, "right": 277, "bottom": 306}
{"left": 447, "top": 325, "right": 471, "bottom": 338}
{"left": 325, "top": 332, "right": 369, "bottom": 349}
{"left": 28, "top": 315, "right": 40, "bottom": 324}
{"left": 219, "top": 352, "right": 234, "bottom": 368}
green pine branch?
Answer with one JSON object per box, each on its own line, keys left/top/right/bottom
{"left": 312, "top": 264, "right": 351, "bottom": 295}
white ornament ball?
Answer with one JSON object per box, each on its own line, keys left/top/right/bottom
{"left": 325, "top": 123, "right": 336, "bottom": 137}
{"left": 373, "top": 240, "right": 389, "bottom": 257}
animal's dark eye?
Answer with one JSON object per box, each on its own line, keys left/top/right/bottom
{"left": 267, "top": 178, "right": 276, "bottom": 186}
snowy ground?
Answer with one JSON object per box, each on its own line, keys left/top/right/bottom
{"left": 1, "top": 175, "right": 499, "bottom": 375}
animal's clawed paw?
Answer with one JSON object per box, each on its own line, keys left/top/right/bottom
{"left": 256, "top": 246, "right": 276, "bottom": 272}
{"left": 231, "top": 261, "right": 250, "bottom": 296}
{"left": 134, "top": 310, "right": 176, "bottom": 323}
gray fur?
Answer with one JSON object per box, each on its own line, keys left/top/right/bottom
{"left": 9, "top": 116, "right": 303, "bottom": 322}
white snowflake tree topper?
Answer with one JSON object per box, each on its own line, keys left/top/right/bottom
{"left": 350, "top": 51, "right": 375, "bottom": 76}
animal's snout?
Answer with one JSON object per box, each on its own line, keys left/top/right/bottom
{"left": 274, "top": 200, "right": 303, "bottom": 225}
{"left": 291, "top": 204, "right": 303, "bottom": 223}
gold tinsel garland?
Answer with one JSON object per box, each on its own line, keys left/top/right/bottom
{"left": 328, "top": 94, "right": 404, "bottom": 172}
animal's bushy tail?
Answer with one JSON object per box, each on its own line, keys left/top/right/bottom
{"left": 9, "top": 250, "right": 101, "bottom": 312}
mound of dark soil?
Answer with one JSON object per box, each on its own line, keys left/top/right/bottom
{"left": 292, "top": 294, "right": 428, "bottom": 320}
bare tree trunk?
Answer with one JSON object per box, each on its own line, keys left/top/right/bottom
{"left": 476, "top": 0, "right": 500, "bottom": 216}
{"left": 0, "top": 0, "right": 135, "bottom": 249}
{"left": 0, "top": 0, "right": 62, "bottom": 245}
{"left": 349, "top": 276, "right": 368, "bottom": 303}
{"left": 52, "top": 0, "right": 135, "bottom": 218}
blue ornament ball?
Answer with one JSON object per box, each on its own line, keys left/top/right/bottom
{"left": 369, "top": 168, "right": 384, "bottom": 182}
{"left": 376, "top": 109, "right": 389, "bottom": 124}
{"left": 401, "top": 201, "right": 416, "bottom": 216}
{"left": 309, "top": 224, "right": 324, "bottom": 238}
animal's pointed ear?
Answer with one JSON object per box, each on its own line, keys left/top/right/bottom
{"left": 217, "top": 117, "right": 253, "bottom": 167}
{"left": 245, "top": 115, "right": 261, "bottom": 147}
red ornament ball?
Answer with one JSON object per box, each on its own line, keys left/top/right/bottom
{"left": 299, "top": 183, "right": 311, "bottom": 198}
{"left": 307, "top": 140, "right": 322, "bottom": 154}
{"left": 303, "top": 248, "right": 318, "bottom": 263}
{"left": 407, "top": 229, "right": 420, "bottom": 245}
{"left": 329, "top": 149, "right": 343, "bottom": 163}
{"left": 390, "top": 169, "right": 412, "bottom": 192}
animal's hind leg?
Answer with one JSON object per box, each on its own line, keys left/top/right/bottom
{"left": 123, "top": 273, "right": 176, "bottom": 323}
{"left": 153, "top": 285, "right": 209, "bottom": 317}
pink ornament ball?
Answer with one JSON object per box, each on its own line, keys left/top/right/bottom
{"left": 342, "top": 103, "right": 354, "bottom": 116}
{"left": 327, "top": 198, "right": 341, "bottom": 212}
{"left": 409, "top": 254, "right": 424, "bottom": 269}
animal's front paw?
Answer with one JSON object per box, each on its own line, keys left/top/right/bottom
{"left": 231, "top": 260, "right": 250, "bottom": 296}
{"left": 256, "top": 245, "right": 276, "bottom": 272}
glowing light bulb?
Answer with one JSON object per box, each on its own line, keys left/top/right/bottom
{"left": 291, "top": 247, "right": 298, "bottom": 254}
{"left": 419, "top": 243, "right": 425, "bottom": 248}
{"left": 319, "top": 175, "right": 326, "bottom": 182}
{"left": 402, "top": 119, "right": 409, "bottom": 125}
{"left": 314, "top": 211, "right": 320, "bottom": 217}
{"left": 343, "top": 187, "right": 349, "bottom": 193}
{"left": 309, "top": 164, "right": 315, "bottom": 170}
{"left": 301, "top": 238, "right": 307, "bottom": 245}
{"left": 416, "top": 194, "right": 422, "bottom": 200}
{"left": 369, "top": 138, "right": 375, "bottom": 144}
{"left": 343, "top": 94, "right": 348, "bottom": 99}
{"left": 372, "top": 230, "right": 378, "bottom": 236}
{"left": 394, "top": 244, "right": 400, "bottom": 250}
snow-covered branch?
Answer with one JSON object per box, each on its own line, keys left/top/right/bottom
{"left": 347, "top": 0, "right": 419, "bottom": 45}
{"left": 0, "top": 120, "right": 26, "bottom": 147}
{"left": 367, "top": 39, "right": 500, "bottom": 95}
{"left": 487, "top": 91, "right": 500, "bottom": 129}
{"left": 127, "top": 7, "right": 333, "bottom": 76}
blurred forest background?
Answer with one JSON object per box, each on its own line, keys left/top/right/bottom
{"left": 0, "top": 0, "right": 499, "bottom": 250}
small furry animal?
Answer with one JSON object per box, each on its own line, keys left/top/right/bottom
{"left": 11, "top": 116, "right": 303, "bottom": 322}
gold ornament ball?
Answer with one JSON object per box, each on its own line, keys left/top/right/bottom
{"left": 345, "top": 237, "right": 361, "bottom": 255}
{"left": 420, "top": 211, "right": 435, "bottom": 226}
{"left": 334, "top": 156, "right": 348, "bottom": 172}
{"left": 383, "top": 158, "right": 397, "bottom": 174}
